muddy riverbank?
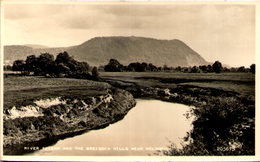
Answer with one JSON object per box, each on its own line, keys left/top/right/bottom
{"left": 3, "top": 81, "right": 136, "bottom": 155}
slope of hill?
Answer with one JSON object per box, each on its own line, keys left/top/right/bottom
{"left": 4, "top": 46, "right": 71, "bottom": 65}
{"left": 67, "top": 36, "right": 207, "bottom": 66}
{"left": 4, "top": 45, "right": 34, "bottom": 62}
{"left": 23, "top": 44, "right": 49, "bottom": 49}
{"left": 4, "top": 36, "right": 208, "bottom": 67}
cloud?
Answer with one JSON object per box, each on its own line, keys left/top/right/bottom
{"left": 56, "top": 5, "right": 165, "bottom": 30}
{"left": 96, "top": 5, "right": 177, "bottom": 17}
{"left": 6, "top": 4, "right": 253, "bottom": 32}
{"left": 3, "top": 3, "right": 255, "bottom": 66}
{"left": 54, "top": 4, "right": 202, "bottom": 30}
{"left": 4, "top": 4, "right": 69, "bottom": 20}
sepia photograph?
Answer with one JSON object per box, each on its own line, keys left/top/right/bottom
{"left": 1, "top": 0, "right": 259, "bottom": 160}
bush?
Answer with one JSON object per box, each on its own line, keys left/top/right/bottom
{"left": 162, "top": 96, "right": 255, "bottom": 155}
{"left": 4, "top": 120, "right": 19, "bottom": 135}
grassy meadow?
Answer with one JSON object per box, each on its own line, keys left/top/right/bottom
{"left": 4, "top": 76, "right": 111, "bottom": 111}
{"left": 100, "top": 72, "right": 255, "bottom": 97}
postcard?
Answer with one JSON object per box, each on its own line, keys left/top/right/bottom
{"left": 1, "top": 0, "right": 259, "bottom": 161}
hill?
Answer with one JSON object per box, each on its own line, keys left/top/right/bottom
{"left": 23, "top": 44, "right": 49, "bottom": 49}
{"left": 4, "top": 46, "right": 71, "bottom": 65}
{"left": 4, "top": 36, "right": 208, "bottom": 67}
{"left": 67, "top": 36, "right": 207, "bottom": 66}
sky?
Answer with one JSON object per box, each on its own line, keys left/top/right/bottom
{"left": 3, "top": 2, "right": 256, "bottom": 67}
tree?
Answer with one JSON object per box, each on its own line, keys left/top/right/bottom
{"left": 207, "top": 65, "right": 213, "bottom": 72}
{"left": 104, "top": 59, "right": 124, "bottom": 72}
{"left": 91, "top": 66, "right": 99, "bottom": 80}
{"left": 11, "top": 51, "right": 93, "bottom": 78}
{"left": 4, "top": 65, "right": 12, "bottom": 71}
{"left": 12, "top": 60, "right": 26, "bottom": 74}
{"left": 163, "top": 64, "right": 170, "bottom": 71}
{"left": 127, "top": 62, "right": 144, "bottom": 72}
{"left": 25, "top": 55, "right": 38, "bottom": 74}
{"left": 56, "top": 63, "right": 70, "bottom": 75}
{"left": 55, "top": 51, "right": 72, "bottom": 64}
{"left": 127, "top": 63, "right": 136, "bottom": 71}
{"left": 212, "top": 61, "right": 223, "bottom": 73}
{"left": 37, "top": 53, "right": 55, "bottom": 75}
{"left": 75, "top": 62, "right": 90, "bottom": 74}
{"left": 250, "top": 64, "right": 255, "bottom": 74}
{"left": 199, "top": 65, "right": 208, "bottom": 73}
{"left": 141, "top": 62, "right": 149, "bottom": 71}
{"left": 191, "top": 66, "right": 200, "bottom": 73}
{"left": 149, "top": 63, "right": 158, "bottom": 72}
{"left": 238, "top": 66, "right": 246, "bottom": 72}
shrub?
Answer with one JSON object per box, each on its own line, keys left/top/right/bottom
{"left": 162, "top": 96, "right": 254, "bottom": 155}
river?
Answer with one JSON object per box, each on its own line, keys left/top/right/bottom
{"left": 31, "top": 99, "right": 194, "bottom": 156}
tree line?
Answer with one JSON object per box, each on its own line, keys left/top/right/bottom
{"left": 11, "top": 51, "right": 99, "bottom": 80}
{"left": 102, "top": 59, "right": 255, "bottom": 74}
{"left": 7, "top": 54, "right": 255, "bottom": 77}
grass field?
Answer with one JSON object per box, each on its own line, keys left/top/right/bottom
{"left": 5, "top": 72, "right": 254, "bottom": 108}
{"left": 4, "top": 76, "right": 111, "bottom": 110}
{"left": 100, "top": 72, "right": 255, "bottom": 97}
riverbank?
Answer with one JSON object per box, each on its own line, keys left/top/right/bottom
{"left": 31, "top": 99, "right": 193, "bottom": 156}
{"left": 102, "top": 72, "right": 255, "bottom": 155}
{"left": 3, "top": 76, "right": 136, "bottom": 155}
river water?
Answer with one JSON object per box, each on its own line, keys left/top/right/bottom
{"left": 31, "top": 99, "right": 194, "bottom": 156}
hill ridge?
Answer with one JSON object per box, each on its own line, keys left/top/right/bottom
{"left": 4, "top": 36, "right": 208, "bottom": 67}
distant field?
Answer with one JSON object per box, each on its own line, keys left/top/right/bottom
{"left": 100, "top": 72, "right": 255, "bottom": 96}
{"left": 100, "top": 72, "right": 254, "bottom": 81}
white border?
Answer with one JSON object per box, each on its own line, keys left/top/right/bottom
{"left": 1, "top": 0, "right": 259, "bottom": 161}
{"left": 0, "top": 0, "right": 4, "bottom": 160}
